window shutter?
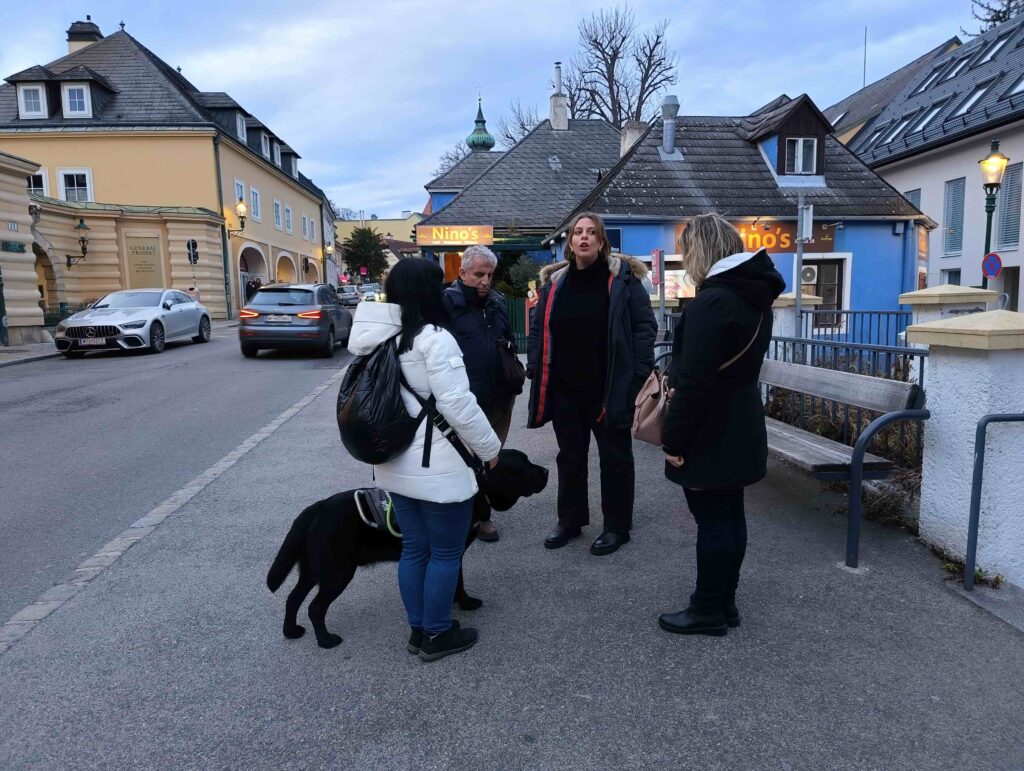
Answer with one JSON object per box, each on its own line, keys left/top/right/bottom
{"left": 943, "top": 177, "right": 965, "bottom": 254}
{"left": 904, "top": 189, "right": 921, "bottom": 209}
{"left": 997, "top": 162, "right": 1022, "bottom": 248}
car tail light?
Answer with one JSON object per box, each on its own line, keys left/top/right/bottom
{"left": 239, "top": 309, "right": 259, "bottom": 319}
{"left": 296, "top": 310, "right": 322, "bottom": 319}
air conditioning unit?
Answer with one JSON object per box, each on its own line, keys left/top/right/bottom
{"left": 801, "top": 264, "right": 819, "bottom": 285}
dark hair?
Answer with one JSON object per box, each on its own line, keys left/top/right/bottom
{"left": 383, "top": 258, "right": 449, "bottom": 353}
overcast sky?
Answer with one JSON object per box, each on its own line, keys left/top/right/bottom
{"left": 1, "top": 0, "right": 977, "bottom": 217}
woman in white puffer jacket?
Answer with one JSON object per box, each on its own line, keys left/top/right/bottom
{"left": 347, "top": 258, "right": 500, "bottom": 662}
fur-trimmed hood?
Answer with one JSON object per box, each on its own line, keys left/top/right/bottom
{"left": 539, "top": 252, "right": 649, "bottom": 286}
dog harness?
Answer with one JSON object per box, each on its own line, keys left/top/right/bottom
{"left": 354, "top": 488, "right": 400, "bottom": 538}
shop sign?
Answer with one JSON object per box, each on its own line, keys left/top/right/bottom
{"left": 416, "top": 225, "right": 494, "bottom": 246}
{"left": 0, "top": 240, "right": 26, "bottom": 253}
{"left": 126, "top": 236, "right": 163, "bottom": 288}
{"left": 674, "top": 220, "right": 836, "bottom": 254}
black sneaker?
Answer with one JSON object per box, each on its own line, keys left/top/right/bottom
{"left": 657, "top": 608, "right": 728, "bottom": 637}
{"left": 724, "top": 603, "right": 741, "bottom": 628}
{"left": 418, "top": 625, "right": 478, "bottom": 662}
{"left": 407, "top": 620, "right": 460, "bottom": 654}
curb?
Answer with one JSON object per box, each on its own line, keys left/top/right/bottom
{"left": 0, "top": 351, "right": 62, "bottom": 369}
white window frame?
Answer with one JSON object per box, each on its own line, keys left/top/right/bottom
{"left": 26, "top": 169, "right": 49, "bottom": 197}
{"left": 909, "top": 101, "right": 946, "bottom": 134}
{"left": 310, "top": 219, "right": 316, "bottom": 243}
{"left": 261, "top": 132, "right": 270, "bottom": 159}
{"left": 273, "top": 199, "right": 282, "bottom": 230}
{"left": 943, "top": 177, "right": 966, "bottom": 256}
{"left": 17, "top": 84, "right": 47, "bottom": 119}
{"left": 57, "top": 167, "right": 93, "bottom": 203}
{"left": 996, "top": 161, "right": 1022, "bottom": 250}
{"left": 291, "top": 157, "right": 298, "bottom": 178}
{"left": 914, "top": 67, "right": 945, "bottom": 94}
{"left": 301, "top": 214, "right": 309, "bottom": 240}
{"left": 61, "top": 83, "right": 92, "bottom": 118}
{"left": 233, "top": 179, "right": 245, "bottom": 207}
{"left": 952, "top": 81, "right": 994, "bottom": 118}
{"left": 236, "top": 112, "right": 247, "bottom": 141}
{"left": 978, "top": 34, "right": 1011, "bottom": 65}
{"left": 284, "top": 206, "right": 293, "bottom": 234}
{"left": 250, "top": 187, "right": 262, "bottom": 222}
{"left": 273, "top": 142, "right": 281, "bottom": 167}
{"left": 784, "top": 137, "right": 817, "bottom": 175}
{"left": 943, "top": 57, "right": 972, "bottom": 81}
{"left": 880, "top": 115, "right": 914, "bottom": 144}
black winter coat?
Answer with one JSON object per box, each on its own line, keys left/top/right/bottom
{"left": 527, "top": 253, "right": 657, "bottom": 430}
{"left": 662, "top": 249, "right": 785, "bottom": 490}
{"left": 442, "top": 281, "right": 514, "bottom": 409}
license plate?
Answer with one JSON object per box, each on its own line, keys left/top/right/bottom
{"left": 80, "top": 338, "right": 106, "bottom": 346}
{"left": 267, "top": 314, "right": 292, "bottom": 323}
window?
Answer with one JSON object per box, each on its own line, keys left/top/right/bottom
{"left": 952, "top": 80, "right": 994, "bottom": 117}
{"left": 61, "top": 83, "right": 91, "bottom": 117}
{"left": 310, "top": 219, "right": 316, "bottom": 243}
{"left": 26, "top": 171, "right": 48, "bottom": 196}
{"left": 1002, "top": 74, "right": 1024, "bottom": 99}
{"left": 261, "top": 133, "right": 270, "bottom": 159}
{"left": 273, "top": 143, "right": 281, "bottom": 167}
{"left": 273, "top": 199, "right": 282, "bottom": 230}
{"left": 301, "top": 214, "right": 309, "bottom": 240}
{"left": 17, "top": 84, "right": 47, "bottom": 119}
{"left": 997, "top": 162, "right": 1022, "bottom": 248}
{"left": 943, "top": 177, "right": 966, "bottom": 255}
{"left": 57, "top": 168, "right": 92, "bottom": 202}
{"left": 914, "top": 66, "right": 946, "bottom": 94}
{"left": 250, "top": 187, "right": 262, "bottom": 221}
{"left": 831, "top": 110, "right": 847, "bottom": 126}
{"left": 977, "top": 34, "right": 1011, "bottom": 65}
{"left": 942, "top": 269, "right": 962, "bottom": 286}
{"left": 903, "top": 189, "right": 922, "bottom": 209}
{"left": 879, "top": 114, "right": 915, "bottom": 144}
{"left": 861, "top": 125, "right": 886, "bottom": 150}
{"left": 784, "top": 137, "right": 817, "bottom": 174}
{"left": 801, "top": 259, "right": 844, "bottom": 327}
{"left": 291, "top": 157, "right": 298, "bottom": 178}
{"left": 236, "top": 113, "right": 247, "bottom": 141}
{"left": 943, "top": 57, "right": 972, "bottom": 81}
{"left": 909, "top": 101, "right": 946, "bottom": 134}
{"left": 234, "top": 179, "right": 245, "bottom": 206}
{"left": 284, "top": 206, "right": 293, "bottom": 233}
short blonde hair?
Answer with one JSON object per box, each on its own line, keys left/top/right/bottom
{"left": 678, "top": 213, "right": 743, "bottom": 288}
{"left": 564, "top": 211, "right": 612, "bottom": 263}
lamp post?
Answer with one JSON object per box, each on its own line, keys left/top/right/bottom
{"left": 979, "top": 138, "right": 1009, "bottom": 289}
{"left": 66, "top": 217, "right": 90, "bottom": 268}
{"left": 227, "top": 198, "right": 247, "bottom": 238}
{"left": 324, "top": 242, "right": 334, "bottom": 286}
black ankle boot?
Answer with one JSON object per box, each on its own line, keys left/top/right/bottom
{"left": 724, "top": 602, "right": 740, "bottom": 628}
{"left": 408, "top": 619, "right": 460, "bottom": 654}
{"left": 418, "top": 625, "right": 478, "bottom": 661}
{"left": 658, "top": 607, "right": 728, "bottom": 636}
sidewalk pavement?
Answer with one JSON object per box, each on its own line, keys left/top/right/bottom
{"left": 2, "top": 382, "right": 1022, "bottom": 769}
{"left": 0, "top": 319, "right": 239, "bottom": 368}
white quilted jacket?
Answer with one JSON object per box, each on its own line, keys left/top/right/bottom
{"left": 347, "top": 302, "right": 501, "bottom": 503}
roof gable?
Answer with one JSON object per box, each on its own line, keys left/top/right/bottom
{"left": 737, "top": 94, "right": 831, "bottom": 142}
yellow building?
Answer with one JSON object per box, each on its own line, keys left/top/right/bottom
{"left": 0, "top": 17, "right": 337, "bottom": 318}
{"left": 336, "top": 212, "right": 422, "bottom": 244}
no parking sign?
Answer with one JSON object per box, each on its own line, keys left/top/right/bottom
{"left": 982, "top": 252, "right": 1002, "bottom": 279}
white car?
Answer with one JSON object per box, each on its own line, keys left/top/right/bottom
{"left": 54, "top": 289, "right": 211, "bottom": 357}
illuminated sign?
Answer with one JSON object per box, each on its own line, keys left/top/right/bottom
{"left": 675, "top": 221, "right": 836, "bottom": 254}
{"left": 416, "top": 225, "right": 494, "bottom": 246}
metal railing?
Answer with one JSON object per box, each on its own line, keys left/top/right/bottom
{"left": 505, "top": 297, "right": 530, "bottom": 351}
{"left": 42, "top": 303, "right": 90, "bottom": 329}
{"left": 765, "top": 336, "right": 929, "bottom": 469}
{"left": 799, "top": 309, "right": 912, "bottom": 348}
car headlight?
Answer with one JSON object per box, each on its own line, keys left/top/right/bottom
{"left": 120, "top": 320, "right": 147, "bottom": 330}
{"left": 56, "top": 322, "right": 67, "bottom": 333}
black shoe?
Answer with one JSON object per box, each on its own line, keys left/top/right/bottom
{"left": 658, "top": 608, "right": 728, "bottom": 636}
{"left": 724, "top": 602, "right": 740, "bottom": 628}
{"left": 590, "top": 531, "right": 630, "bottom": 556}
{"left": 407, "top": 619, "right": 460, "bottom": 654}
{"left": 544, "top": 524, "right": 582, "bottom": 549}
{"left": 418, "top": 625, "right": 478, "bottom": 662}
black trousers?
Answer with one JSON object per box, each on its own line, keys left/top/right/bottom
{"left": 683, "top": 488, "right": 747, "bottom": 613}
{"left": 550, "top": 387, "right": 634, "bottom": 533}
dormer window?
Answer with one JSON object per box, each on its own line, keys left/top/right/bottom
{"left": 976, "top": 33, "right": 1011, "bottom": 66}
{"left": 291, "top": 157, "right": 298, "bottom": 178}
{"left": 261, "top": 132, "right": 270, "bottom": 159}
{"left": 785, "top": 137, "right": 817, "bottom": 175}
{"left": 236, "top": 112, "right": 247, "bottom": 141}
{"left": 17, "top": 84, "right": 47, "bottom": 119}
{"left": 61, "top": 83, "right": 92, "bottom": 118}
{"left": 273, "top": 142, "right": 281, "bottom": 167}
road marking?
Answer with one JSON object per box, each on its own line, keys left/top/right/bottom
{"left": 0, "top": 366, "right": 348, "bottom": 655}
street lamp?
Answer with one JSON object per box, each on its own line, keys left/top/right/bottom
{"left": 66, "top": 217, "right": 90, "bottom": 268}
{"left": 979, "top": 138, "right": 1010, "bottom": 288}
{"left": 227, "top": 197, "right": 247, "bottom": 237}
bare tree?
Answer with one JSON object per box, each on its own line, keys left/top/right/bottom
{"left": 496, "top": 99, "right": 541, "bottom": 148}
{"left": 331, "top": 201, "right": 359, "bottom": 220}
{"left": 432, "top": 142, "right": 470, "bottom": 176}
{"left": 962, "top": 0, "right": 1024, "bottom": 35}
{"left": 569, "top": 6, "right": 677, "bottom": 127}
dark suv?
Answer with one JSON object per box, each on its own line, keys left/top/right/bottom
{"left": 238, "top": 283, "right": 353, "bottom": 358}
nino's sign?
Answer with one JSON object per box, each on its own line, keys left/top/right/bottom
{"left": 675, "top": 220, "right": 836, "bottom": 254}
{"left": 416, "top": 225, "right": 494, "bottom": 247}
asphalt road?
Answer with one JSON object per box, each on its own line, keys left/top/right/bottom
{"left": 0, "top": 328, "right": 350, "bottom": 622}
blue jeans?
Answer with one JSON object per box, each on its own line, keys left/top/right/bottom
{"left": 392, "top": 493, "right": 473, "bottom": 634}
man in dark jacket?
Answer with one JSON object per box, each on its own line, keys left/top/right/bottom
{"left": 443, "top": 245, "right": 516, "bottom": 542}
{"left": 527, "top": 212, "right": 657, "bottom": 555}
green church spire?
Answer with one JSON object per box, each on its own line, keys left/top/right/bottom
{"left": 466, "top": 97, "right": 495, "bottom": 152}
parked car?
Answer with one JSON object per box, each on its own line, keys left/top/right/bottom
{"left": 238, "top": 282, "right": 353, "bottom": 358}
{"left": 338, "top": 285, "right": 361, "bottom": 308}
{"left": 53, "top": 289, "right": 211, "bottom": 357}
{"left": 358, "top": 283, "right": 382, "bottom": 302}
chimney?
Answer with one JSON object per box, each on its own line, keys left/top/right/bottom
{"left": 66, "top": 16, "right": 104, "bottom": 54}
{"left": 401, "top": 210, "right": 412, "bottom": 219}
{"left": 621, "top": 120, "right": 647, "bottom": 157}
{"left": 549, "top": 62, "right": 569, "bottom": 131}
{"left": 658, "top": 95, "right": 683, "bottom": 161}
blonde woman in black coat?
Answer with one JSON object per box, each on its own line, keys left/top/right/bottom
{"left": 658, "top": 213, "right": 785, "bottom": 637}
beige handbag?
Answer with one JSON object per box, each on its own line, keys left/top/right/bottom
{"left": 632, "top": 315, "right": 763, "bottom": 446}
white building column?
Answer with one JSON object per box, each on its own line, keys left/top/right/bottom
{"left": 770, "top": 291, "right": 822, "bottom": 339}
{"left": 899, "top": 284, "right": 997, "bottom": 326}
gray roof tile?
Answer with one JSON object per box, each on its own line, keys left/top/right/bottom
{"left": 425, "top": 149, "right": 505, "bottom": 191}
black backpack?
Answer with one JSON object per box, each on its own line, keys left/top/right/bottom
{"left": 336, "top": 338, "right": 431, "bottom": 465}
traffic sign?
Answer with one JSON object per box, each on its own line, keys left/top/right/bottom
{"left": 186, "top": 239, "right": 199, "bottom": 265}
{"left": 982, "top": 252, "right": 1002, "bottom": 279}
{"left": 651, "top": 248, "right": 663, "bottom": 286}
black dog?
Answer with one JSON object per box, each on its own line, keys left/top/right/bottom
{"left": 267, "top": 451, "right": 548, "bottom": 649}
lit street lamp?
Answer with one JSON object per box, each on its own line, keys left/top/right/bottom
{"left": 979, "top": 138, "right": 1009, "bottom": 289}
{"left": 227, "top": 197, "right": 247, "bottom": 237}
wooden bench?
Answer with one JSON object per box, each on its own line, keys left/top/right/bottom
{"left": 759, "top": 359, "right": 930, "bottom": 568}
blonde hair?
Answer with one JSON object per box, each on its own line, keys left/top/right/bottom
{"left": 564, "top": 211, "right": 612, "bottom": 264}
{"left": 678, "top": 213, "right": 744, "bottom": 288}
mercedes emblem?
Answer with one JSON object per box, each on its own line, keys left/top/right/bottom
{"left": 86, "top": 326, "right": 96, "bottom": 338}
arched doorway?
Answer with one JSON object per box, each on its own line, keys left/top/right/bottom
{"left": 276, "top": 253, "right": 296, "bottom": 283}
{"left": 33, "top": 245, "right": 58, "bottom": 310}
{"left": 302, "top": 257, "right": 321, "bottom": 283}
{"left": 239, "top": 245, "right": 268, "bottom": 304}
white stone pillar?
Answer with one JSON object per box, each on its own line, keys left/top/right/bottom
{"left": 771, "top": 291, "right": 822, "bottom": 339}
{"left": 0, "top": 151, "right": 47, "bottom": 344}
{"left": 899, "top": 284, "right": 997, "bottom": 327}
{"left": 908, "top": 310, "right": 1024, "bottom": 586}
